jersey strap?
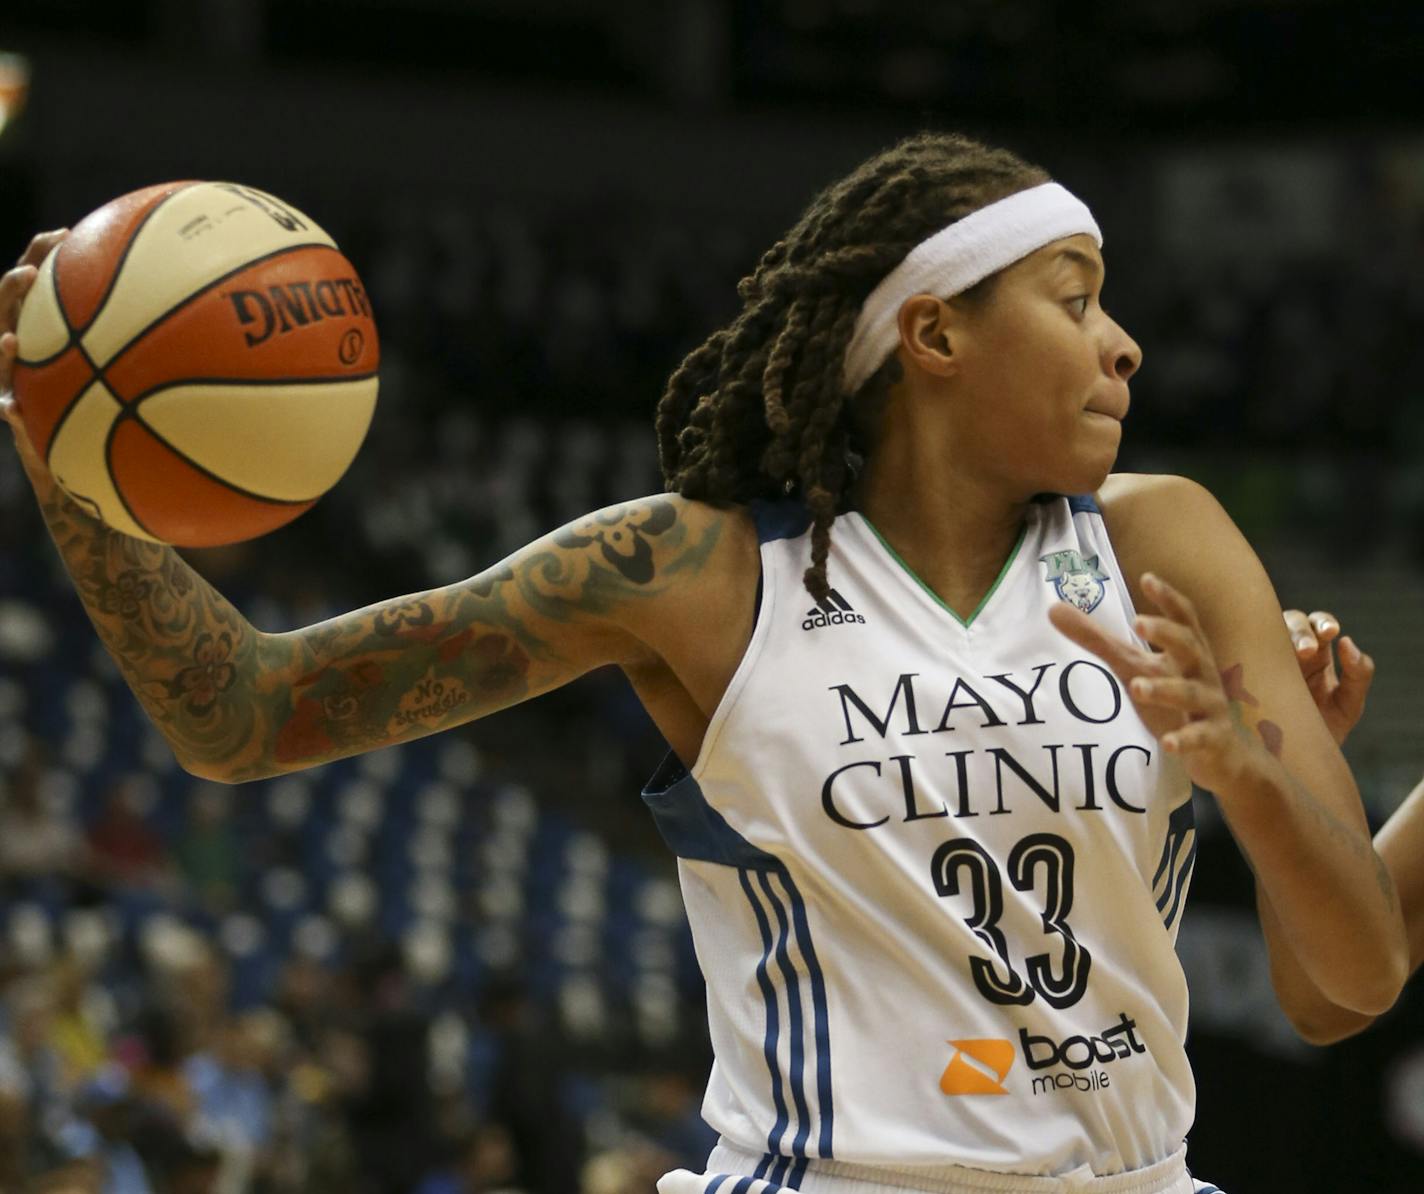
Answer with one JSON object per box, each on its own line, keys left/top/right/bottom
{"left": 642, "top": 752, "right": 779, "bottom": 869}
{"left": 749, "top": 499, "right": 811, "bottom": 544}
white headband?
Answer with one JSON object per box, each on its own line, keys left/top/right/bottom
{"left": 841, "top": 181, "right": 1102, "bottom": 394}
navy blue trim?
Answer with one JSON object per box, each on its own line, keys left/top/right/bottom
{"left": 1162, "top": 839, "right": 1198, "bottom": 930}
{"left": 782, "top": 876, "right": 834, "bottom": 1157}
{"left": 752, "top": 1153, "right": 772, "bottom": 1181}
{"left": 741, "top": 870, "right": 791, "bottom": 1160}
{"left": 731, "top": 1178, "right": 757, "bottom": 1194}
{"left": 703, "top": 1176, "right": 726, "bottom": 1193}
{"left": 759, "top": 873, "right": 811, "bottom": 1161}
{"left": 770, "top": 1156, "right": 791, "bottom": 1183}
{"left": 1066, "top": 493, "right": 1101, "bottom": 516}
{"left": 642, "top": 755, "right": 779, "bottom": 868}
{"left": 1152, "top": 798, "right": 1197, "bottom": 929}
{"left": 750, "top": 499, "right": 811, "bottom": 544}
{"left": 787, "top": 1155, "right": 810, "bottom": 1188}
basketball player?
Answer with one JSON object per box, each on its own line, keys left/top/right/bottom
{"left": 1272, "top": 610, "right": 1424, "bottom": 1044}
{"left": 0, "top": 134, "right": 1409, "bottom": 1194}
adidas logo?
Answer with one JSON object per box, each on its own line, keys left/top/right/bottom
{"left": 801, "top": 588, "right": 867, "bottom": 631}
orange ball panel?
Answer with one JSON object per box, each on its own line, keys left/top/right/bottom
{"left": 13, "top": 346, "right": 96, "bottom": 460}
{"left": 104, "top": 245, "right": 380, "bottom": 402}
{"left": 53, "top": 182, "right": 197, "bottom": 331}
{"left": 110, "top": 417, "right": 315, "bottom": 547}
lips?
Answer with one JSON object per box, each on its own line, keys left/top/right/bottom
{"left": 1085, "top": 395, "right": 1129, "bottom": 421}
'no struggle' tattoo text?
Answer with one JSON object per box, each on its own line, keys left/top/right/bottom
{"left": 38, "top": 492, "right": 718, "bottom": 782}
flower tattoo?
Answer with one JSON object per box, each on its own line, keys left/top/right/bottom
{"left": 166, "top": 633, "right": 237, "bottom": 714}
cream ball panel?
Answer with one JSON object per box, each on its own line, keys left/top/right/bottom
{"left": 47, "top": 383, "right": 156, "bottom": 541}
{"left": 137, "top": 376, "right": 379, "bottom": 502}
{"left": 15, "top": 253, "right": 71, "bottom": 363}
{"left": 80, "top": 182, "right": 337, "bottom": 368}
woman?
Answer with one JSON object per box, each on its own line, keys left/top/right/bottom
{"left": 0, "top": 133, "right": 1407, "bottom": 1194}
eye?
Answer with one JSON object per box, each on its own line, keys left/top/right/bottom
{"left": 1066, "top": 295, "right": 1090, "bottom": 318}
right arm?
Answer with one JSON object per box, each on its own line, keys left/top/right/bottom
{"left": 1, "top": 235, "right": 727, "bottom": 784}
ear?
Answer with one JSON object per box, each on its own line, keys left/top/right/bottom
{"left": 895, "top": 294, "right": 959, "bottom": 381}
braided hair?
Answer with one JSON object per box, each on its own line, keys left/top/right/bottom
{"left": 656, "top": 132, "right": 1050, "bottom": 601}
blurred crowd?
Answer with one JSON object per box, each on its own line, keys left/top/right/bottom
{"left": 0, "top": 733, "right": 716, "bottom": 1194}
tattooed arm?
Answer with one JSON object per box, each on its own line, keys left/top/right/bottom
{"left": 1079, "top": 474, "right": 1408, "bottom": 1018}
{"left": 237, "top": 495, "right": 726, "bottom": 782}
{"left": 10, "top": 459, "right": 724, "bottom": 783}
{"left": 0, "top": 235, "right": 719, "bottom": 782}
{"left": 3, "top": 241, "right": 734, "bottom": 785}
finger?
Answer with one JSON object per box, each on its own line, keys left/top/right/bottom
{"left": 1282, "top": 609, "right": 1318, "bottom": 656}
{"left": 1134, "top": 614, "right": 1208, "bottom": 677}
{"left": 1049, "top": 601, "right": 1162, "bottom": 681}
{"left": 1161, "top": 719, "right": 1231, "bottom": 756}
{"left": 1333, "top": 636, "right": 1375, "bottom": 720}
{"left": 17, "top": 229, "right": 67, "bottom": 271}
{"left": 1304, "top": 656, "right": 1339, "bottom": 704}
{"left": 0, "top": 264, "right": 39, "bottom": 340}
{"left": 1307, "top": 611, "right": 1340, "bottom": 645}
{"left": 1129, "top": 675, "right": 1229, "bottom": 718}
{"left": 1141, "top": 572, "right": 1205, "bottom": 636}
{"left": 0, "top": 326, "right": 23, "bottom": 400}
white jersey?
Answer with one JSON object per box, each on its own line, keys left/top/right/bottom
{"left": 643, "top": 495, "right": 1197, "bottom": 1186}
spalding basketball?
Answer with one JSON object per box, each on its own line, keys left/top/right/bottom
{"left": 12, "top": 181, "right": 379, "bottom": 546}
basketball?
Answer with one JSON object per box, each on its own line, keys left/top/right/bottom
{"left": 10, "top": 181, "right": 380, "bottom": 546}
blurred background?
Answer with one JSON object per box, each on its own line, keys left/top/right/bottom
{"left": 1, "top": 1, "right": 1423, "bottom": 1191}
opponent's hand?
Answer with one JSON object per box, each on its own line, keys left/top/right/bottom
{"left": 1284, "top": 608, "right": 1373, "bottom": 746}
{"left": 1, "top": 229, "right": 69, "bottom": 483}
{"left": 1049, "top": 572, "right": 1267, "bottom": 795}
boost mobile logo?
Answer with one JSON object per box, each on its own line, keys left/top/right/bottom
{"left": 941, "top": 1013, "right": 1147, "bottom": 1097}
{"left": 939, "top": 1039, "right": 1014, "bottom": 1096}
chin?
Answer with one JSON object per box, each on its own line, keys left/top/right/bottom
{"left": 1059, "top": 453, "right": 1118, "bottom": 498}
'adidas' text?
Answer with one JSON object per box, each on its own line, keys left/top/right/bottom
{"left": 802, "top": 588, "right": 867, "bottom": 631}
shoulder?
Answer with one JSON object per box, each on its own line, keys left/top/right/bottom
{"left": 1093, "top": 472, "right": 1270, "bottom": 638}
{"left": 555, "top": 492, "right": 753, "bottom": 566}
{"left": 1095, "top": 472, "right": 1226, "bottom": 547}
{"left": 1095, "top": 472, "right": 1239, "bottom": 575}
{"left": 552, "top": 492, "right": 759, "bottom": 646}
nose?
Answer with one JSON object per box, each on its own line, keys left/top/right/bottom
{"left": 1105, "top": 319, "right": 1142, "bottom": 383}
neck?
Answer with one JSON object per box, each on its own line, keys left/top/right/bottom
{"left": 850, "top": 419, "right": 1030, "bottom": 622}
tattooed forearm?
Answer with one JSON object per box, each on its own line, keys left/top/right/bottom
{"left": 36, "top": 485, "right": 264, "bottom": 771}
{"left": 1220, "top": 662, "right": 1285, "bottom": 757}
{"left": 1279, "top": 773, "right": 1399, "bottom": 908}
{"left": 1216, "top": 660, "right": 1393, "bottom": 905}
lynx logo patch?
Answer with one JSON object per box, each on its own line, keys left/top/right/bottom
{"left": 1040, "top": 549, "right": 1109, "bottom": 614}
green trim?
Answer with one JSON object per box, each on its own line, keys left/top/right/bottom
{"left": 858, "top": 514, "right": 1028, "bottom": 629}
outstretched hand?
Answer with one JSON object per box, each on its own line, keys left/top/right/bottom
{"left": 1, "top": 228, "right": 69, "bottom": 482}
{"left": 1283, "top": 608, "right": 1373, "bottom": 747}
{"left": 1048, "top": 572, "right": 1269, "bottom": 795}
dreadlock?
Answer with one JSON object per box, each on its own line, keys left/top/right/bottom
{"left": 656, "top": 132, "right": 1050, "bottom": 602}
